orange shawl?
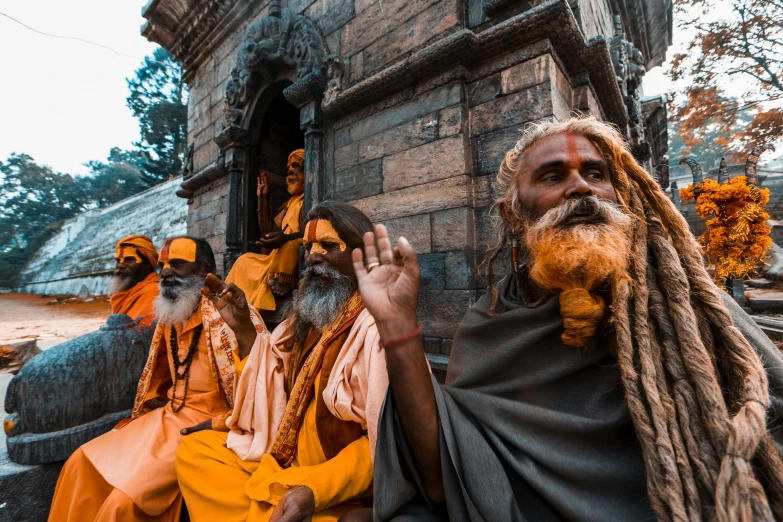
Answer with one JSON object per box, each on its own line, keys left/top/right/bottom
{"left": 131, "top": 297, "right": 267, "bottom": 418}
{"left": 110, "top": 272, "right": 160, "bottom": 320}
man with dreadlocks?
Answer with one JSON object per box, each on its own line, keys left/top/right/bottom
{"left": 354, "top": 117, "right": 783, "bottom": 522}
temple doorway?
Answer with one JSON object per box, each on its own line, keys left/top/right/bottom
{"left": 244, "top": 86, "right": 304, "bottom": 253}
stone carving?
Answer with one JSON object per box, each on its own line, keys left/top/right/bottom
{"left": 221, "top": 4, "right": 328, "bottom": 132}
{"left": 610, "top": 15, "right": 646, "bottom": 141}
{"left": 323, "top": 54, "right": 346, "bottom": 108}
{"left": 718, "top": 157, "right": 728, "bottom": 184}
{"left": 745, "top": 144, "right": 775, "bottom": 187}
{"left": 680, "top": 157, "right": 703, "bottom": 184}
{"left": 183, "top": 144, "right": 194, "bottom": 180}
{"left": 4, "top": 314, "right": 154, "bottom": 465}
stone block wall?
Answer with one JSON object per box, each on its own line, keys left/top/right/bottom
{"left": 327, "top": 50, "right": 593, "bottom": 350}
{"left": 186, "top": 177, "right": 231, "bottom": 277}
{"left": 143, "top": 0, "right": 672, "bottom": 344}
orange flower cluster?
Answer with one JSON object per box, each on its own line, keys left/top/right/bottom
{"left": 680, "top": 175, "right": 771, "bottom": 282}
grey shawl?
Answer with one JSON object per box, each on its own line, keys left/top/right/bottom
{"left": 373, "top": 274, "right": 783, "bottom": 522}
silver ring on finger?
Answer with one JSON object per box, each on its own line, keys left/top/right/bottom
{"left": 366, "top": 262, "right": 380, "bottom": 272}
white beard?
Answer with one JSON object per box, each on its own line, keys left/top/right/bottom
{"left": 154, "top": 274, "right": 205, "bottom": 326}
{"left": 107, "top": 273, "right": 135, "bottom": 296}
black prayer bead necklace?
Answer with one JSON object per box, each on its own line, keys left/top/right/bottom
{"left": 169, "top": 323, "right": 204, "bottom": 413}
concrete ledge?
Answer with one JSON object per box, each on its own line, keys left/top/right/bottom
{"left": 0, "top": 438, "right": 61, "bottom": 522}
{"left": 7, "top": 410, "right": 130, "bottom": 465}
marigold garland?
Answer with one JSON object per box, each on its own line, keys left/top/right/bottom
{"left": 680, "top": 175, "right": 772, "bottom": 283}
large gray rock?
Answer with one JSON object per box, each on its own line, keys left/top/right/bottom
{"left": 4, "top": 314, "right": 154, "bottom": 465}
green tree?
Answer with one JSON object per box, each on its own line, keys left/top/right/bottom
{"left": 0, "top": 154, "right": 90, "bottom": 287}
{"left": 126, "top": 47, "right": 187, "bottom": 182}
{"left": 84, "top": 148, "right": 151, "bottom": 208}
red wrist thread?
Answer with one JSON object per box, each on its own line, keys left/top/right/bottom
{"left": 379, "top": 325, "right": 422, "bottom": 349}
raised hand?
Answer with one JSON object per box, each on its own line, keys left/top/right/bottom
{"left": 268, "top": 487, "right": 315, "bottom": 522}
{"left": 201, "top": 274, "right": 257, "bottom": 358}
{"left": 257, "top": 172, "right": 270, "bottom": 197}
{"left": 202, "top": 274, "right": 251, "bottom": 331}
{"left": 351, "top": 224, "right": 420, "bottom": 333}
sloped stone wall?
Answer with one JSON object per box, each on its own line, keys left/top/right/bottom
{"left": 17, "top": 178, "right": 187, "bottom": 296}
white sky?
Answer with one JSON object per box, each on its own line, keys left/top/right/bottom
{"left": 0, "top": 0, "right": 155, "bottom": 176}
{"left": 0, "top": 1, "right": 776, "bottom": 176}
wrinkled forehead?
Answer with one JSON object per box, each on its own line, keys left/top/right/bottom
{"left": 517, "top": 132, "right": 607, "bottom": 175}
{"left": 304, "top": 219, "right": 345, "bottom": 246}
{"left": 159, "top": 238, "right": 197, "bottom": 263}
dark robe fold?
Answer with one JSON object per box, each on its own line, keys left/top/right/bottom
{"left": 373, "top": 274, "right": 783, "bottom": 522}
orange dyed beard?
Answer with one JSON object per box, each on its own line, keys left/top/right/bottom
{"left": 523, "top": 197, "right": 632, "bottom": 348}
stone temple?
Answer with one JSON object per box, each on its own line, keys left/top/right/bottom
{"left": 141, "top": 0, "right": 672, "bottom": 360}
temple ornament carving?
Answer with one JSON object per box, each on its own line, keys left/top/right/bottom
{"left": 610, "top": 15, "right": 646, "bottom": 142}
{"left": 221, "top": 2, "right": 329, "bottom": 133}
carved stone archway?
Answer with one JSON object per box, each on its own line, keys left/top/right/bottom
{"left": 215, "top": 2, "right": 332, "bottom": 271}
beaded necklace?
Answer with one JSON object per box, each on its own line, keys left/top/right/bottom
{"left": 169, "top": 323, "right": 204, "bottom": 413}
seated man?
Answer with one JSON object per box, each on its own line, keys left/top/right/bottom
{"left": 48, "top": 236, "right": 265, "bottom": 522}
{"left": 176, "top": 201, "right": 388, "bottom": 522}
{"left": 109, "top": 234, "right": 160, "bottom": 320}
{"left": 356, "top": 117, "right": 783, "bottom": 520}
{"left": 227, "top": 149, "right": 306, "bottom": 312}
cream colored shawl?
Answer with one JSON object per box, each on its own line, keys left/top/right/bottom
{"left": 225, "top": 308, "right": 388, "bottom": 462}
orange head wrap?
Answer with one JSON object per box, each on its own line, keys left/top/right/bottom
{"left": 115, "top": 235, "right": 158, "bottom": 266}
{"left": 287, "top": 149, "right": 305, "bottom": 170}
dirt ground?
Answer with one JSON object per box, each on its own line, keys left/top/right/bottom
{"left": 0, "top": 293, "right": 111, "bottom": 348}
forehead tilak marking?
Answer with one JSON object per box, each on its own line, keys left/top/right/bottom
{"left": 565, "top": 132, "right": 581, "bottom": 166}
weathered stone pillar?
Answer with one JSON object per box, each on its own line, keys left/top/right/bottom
{"left": 215, "top": 126, "right": 250, "bottom": 274}
{"left": 300, "top": 101, "right": 325, "bottom": 213}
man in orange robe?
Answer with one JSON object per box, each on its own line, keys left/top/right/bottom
{"left": 226, "top": 149, "right": 306, "bottom": 312}
{"left": 176, "top": 202, "right": 389, "bottom": 522}
{"left": 109, "top": 235, "right": 160, "bottom": 321}
{"left": 48, "top": 236, "right": 267, "bottom": 522}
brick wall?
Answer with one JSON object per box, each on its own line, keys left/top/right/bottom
{"left": 175, "top": 0, "right": 630, "bottom": 343}
{"left": 324, "top": 51, "right": 590, "bottom": 350}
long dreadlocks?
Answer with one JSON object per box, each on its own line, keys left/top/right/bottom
{"left": 486, "top": 117, "right": 783, "bottom": 522}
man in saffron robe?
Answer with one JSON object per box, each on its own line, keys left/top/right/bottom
{"left": 354, "top": 117, "right": 783, "bottom": 521}
{"left": 227, "top": 149, "right": 306, "bottom": 312}
{"left": 48, "top": 236, "right": 266, "bottom": 522}
{"left": 109, "top": 235, "right": 160, "bottom": 321}
{"left": 176, "top": 201, "right": 389, "bottom": 522}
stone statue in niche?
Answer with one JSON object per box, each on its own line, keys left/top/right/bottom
{"left": 323, "top": 54, "right": 345, "bottom": 107}
{"left": 182, "top": 144, "right": 194, "bottom": 179}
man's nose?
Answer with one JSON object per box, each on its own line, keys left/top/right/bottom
{"left": 305, "top": 252, "right": 323, "bottom": 266}
{"left": 160, "top": 267, "right": 174, "bottom": 278}
{"left": 563, "top": 171, "right": 593, "bottom": 199}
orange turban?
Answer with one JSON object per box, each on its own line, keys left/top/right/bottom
{"left": 115, "top": 235, "right": 159, "bottom": 266}
{"left": 287, "top": 149, "right": 305, "bottom": 168}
